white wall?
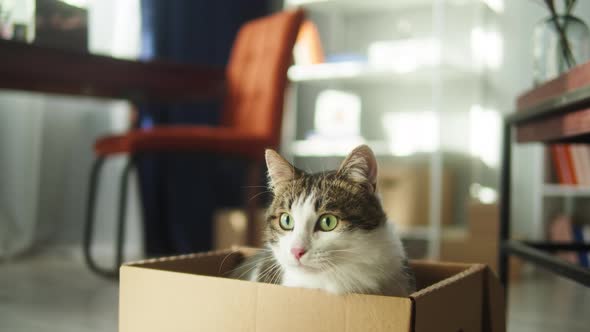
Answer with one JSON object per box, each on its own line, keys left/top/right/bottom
{"left": 0, "top": 0, "right": 142, "bottom": 260}
{"left": 0, "top": 92, "right": 43, "bottom": 257}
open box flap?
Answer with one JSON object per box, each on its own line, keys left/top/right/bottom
{"left": 410, "top": 263, "right": 483, "bottom": 332}
{"left": 482, "top": 267, "right": 506, "bottom": 332}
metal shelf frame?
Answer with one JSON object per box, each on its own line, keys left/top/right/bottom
{"left": 500, "top": 98, "right": 590, "bottom": 290}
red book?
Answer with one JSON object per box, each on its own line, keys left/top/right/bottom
{"left": 571, "top": 145, "right": 590, "bottom": 186}
{"left": 550, "top": 145, "right": 564, "bottom": 184}
{"left": 551, "top": 145, "right": 572, "bottom": 184}
{"left": 564, "top": 145, "right": 578, "bottom": 185}
{"left": 578, "top": 145, "right": 590, "bottom": 186}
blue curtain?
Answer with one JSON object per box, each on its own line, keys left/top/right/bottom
{"left": 138, "top": 0, "right": 273, "bottom": 256}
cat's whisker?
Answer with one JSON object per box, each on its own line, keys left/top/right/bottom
{"left": 259, "top": 262, "right": 281, "bottom": 283}
{"left": 232, "top": 254, "right": 274, "bottom": 266}
{"left": 248, "top": 190, "right": 273, "bottom": 202}
{"left": 218, "top": 249, "right": 243, "bottom": 275}
{"left": 257, "top": 260, "right": 280, "bottom": 280}
{"left": 324, "top": 259, "right": 359, "bottom": 294}
{"left": 269, "top": 264, "right": 283, "bottom": 284}
{"left": 256, "top": 247, "right": 273, "bottom": 252}
{"left": 239, "top": 256, "right": 275, "bottom": 267}
{"left": 232, "top": 264, "right": 261, "bottom": 280}
{"left": 229, "top": 256, "right": 276, "bottom": 279}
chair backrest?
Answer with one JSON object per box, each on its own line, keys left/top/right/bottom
{"left": 222, "top": 9, "right": 304, "bottom": 148}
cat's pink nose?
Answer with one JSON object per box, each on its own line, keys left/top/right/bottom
{"left": 290, "top": 247, "right": 306, "bottom": 260}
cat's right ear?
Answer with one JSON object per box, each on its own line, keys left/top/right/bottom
{"left": 265, "top": 149, "right": 300, "bottom": 189}
{"left": 337, "top": 144, "right": 378, "bottom": 193}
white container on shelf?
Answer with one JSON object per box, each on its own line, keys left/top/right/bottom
{"left": 313, "top": 89, "right": 362, "bottom": 139}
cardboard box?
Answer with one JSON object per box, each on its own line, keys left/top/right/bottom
{"left": 378, "top": 166, "right": 454, "bottom": 227}
{"left": 213, "top": 209, "right": 266, "bottom": 249}
{"left": 120, "top": 248, "right": 505, "bottom": 332}
{"left": 441, "top": 235, "right": 522, "bottom": 282}
{"left": 468, "top": 202, "right": 499, "bottom": 239}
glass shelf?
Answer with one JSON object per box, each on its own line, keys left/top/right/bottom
{"left": 289, "top": 139, "right": 390, "bottom": 157}
{"left": 285, "top": 0, "right": 435, "bottom": 13}
{"left": 285, "top": 0, "right": 503, "bottom": 14}
{"left": 288, "top": 62, "right": 480, "bottom": 84}
{"left": 543, "top": 184, "right": 590, "bottom": 197}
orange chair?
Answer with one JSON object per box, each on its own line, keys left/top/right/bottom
{"left": 83, "top": 9, "right": 305, "bottom": 277}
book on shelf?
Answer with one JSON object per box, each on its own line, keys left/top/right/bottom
{"left": 549, "top": 144, "right": 590, "bottom": 186}
{"left": 572, "top": 225, "right": 590, "bottom": 267}
{"left": 549, "top": 215, "right": 590, "bottom": 267}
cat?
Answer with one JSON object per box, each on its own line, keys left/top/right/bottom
{"left": 230, "top": 145, "right": 416, "bottom": 296}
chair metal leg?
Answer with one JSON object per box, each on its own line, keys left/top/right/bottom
{"left": 83, "top": 157, "right": 113, "bottom": 278}
{"left": 499, "top": 121, "right": 512, "bottom": 291}
{"left": 116, "top": 158, "right": 134, "bottom": 270}
{"left": 83, "top": 156, "right": 134, "bottom": 279}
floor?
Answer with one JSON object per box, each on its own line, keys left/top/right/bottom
{"left": 1, "top": 249, "right": 589, "bottom": 332}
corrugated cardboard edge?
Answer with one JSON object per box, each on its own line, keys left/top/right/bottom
{"left": 482, "top": 266, "right": 506, "bottom": 332}
{"left": 123, "top": 246, "right": 260, "bottom": 268}
{"left": 410, "top": 263, "right": 483, "bottom": 298}
{"left": 123, "top": 248, "right": 240, "bottom": 267}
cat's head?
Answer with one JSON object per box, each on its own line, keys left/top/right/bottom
{"left": 264, "top": 145, "right": 387, "bottom": 274}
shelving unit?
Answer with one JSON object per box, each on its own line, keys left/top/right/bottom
{"left": 283, "top": 0, "right": 501, "bottom": 259}
{"left": 501, "top": 61, "right": 590, "bottom": 289}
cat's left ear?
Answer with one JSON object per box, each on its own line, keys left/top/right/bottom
{"left": 337, "top": 145, "right": 378, "bottom": 192}
{"left": 265, "top": 149, "right": 301, "bottom": 190}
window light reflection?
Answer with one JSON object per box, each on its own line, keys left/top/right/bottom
{"left": 382, "top": 111, "right": 438, "bottom": 157}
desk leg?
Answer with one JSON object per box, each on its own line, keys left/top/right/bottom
{"left": 499, "top": 121, "right": 512, "bottom": 290}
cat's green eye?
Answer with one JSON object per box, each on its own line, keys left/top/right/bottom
{"left": 318, "top": 214, "right": 339, "bottom": 232}
{"left": 279, "top": 213, "right": 294, "bottom": 230}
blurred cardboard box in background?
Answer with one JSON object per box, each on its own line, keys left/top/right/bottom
{"left": 378, "top": 166, "right": 454, "bottom": 227}
{"left": 441, "top": 201, "right": 522, "bottom": 281}
{"left": 213, "top": 208, "right": 265, "bottom": 250}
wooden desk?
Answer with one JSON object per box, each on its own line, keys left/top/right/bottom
{"left": 500, "top": 62, "right": 590, "bottom": 289}
{"left": 0, "top": 39, "right": 228, "bottom": 278}
{"left": 0, "top": 39, "right": 226, "bottom": 102}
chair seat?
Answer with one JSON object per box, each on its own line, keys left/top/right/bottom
{"left": 94, "top": 126, "right": 271, "bottom": 160}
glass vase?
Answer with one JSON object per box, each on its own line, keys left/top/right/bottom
{"left": 533, "top": 14, "right": 590, "bottom": 85}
